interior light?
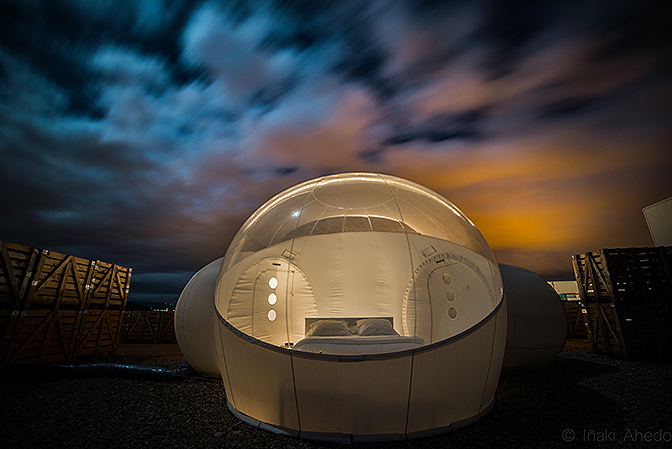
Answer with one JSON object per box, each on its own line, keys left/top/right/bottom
{"left": 269, "top": 277, "right": 278, "bottom": 289}
{"left": 442, "top": 273, "right": 452, "bottom": 286}
{"left": 268, "top": 293, "right": 277, "bottom": 305}
{"left": 268, "top": 309, "right": 277, "bottom": 321}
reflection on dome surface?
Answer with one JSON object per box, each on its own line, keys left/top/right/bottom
{"left": 215, "top": 173, "right": 503, "bottom": 350}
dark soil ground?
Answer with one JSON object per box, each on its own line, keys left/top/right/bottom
{"left": 2, "top": 340, "right": 671, "bottom": 449}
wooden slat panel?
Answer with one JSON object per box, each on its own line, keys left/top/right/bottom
{"left": 1, "top": 242, "right": 40, "bottom": 361}
{"left": 563, "top": 302, "right": 588, "bottom": 339}
{"left": 573, "top": 247, "right": 672, "bottom": 304}
{"left": 1, "top": 240, "right": 131, "bottom": 364}
{"left": 118, "top": 310, "right": 176, "bottom": 344}
{"left": 584, "top": 302, "right": 672, "bottom": 362}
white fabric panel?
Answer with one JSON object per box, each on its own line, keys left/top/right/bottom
{"left": 220, "top": 232, "right": 413, "bottom": 339}
{"left": 214, "top": 316, "right": 236, "bottom": 403}
{"left": 226, "top": 257, "right": 317, "bottom": 346}
{"left": 174, "top": 258, "right": 222, "bottom": 376}
{"left": 217, "top": 320, "right": 300, "bottom": 430}
{"left": 225, "top": 263, "right": 258, "bottom": 337}
{"left": 406, "top": 313, "right": 502, "bottom": 434}
{"left": 403, "top": 252, "right": 493, "bottom": 343}
{"left": 216, "top": 245, "right": 290, "bottom": 316}
{"left": 402, "top": 235, "right": 502, "bottom": 343}
{"left": 292, "top": 335, "right": 425, "bottom": 354}
{"left": 295, "top": 232, "right": 412, "bottom": 324}
{"left": 500, "top": 264, "right": 568, "bottom": 372}
{"left": 478, "top": 301, "right": 508, "bottom": 407}
{"left": 292, "top": 355, "right": 413, "bottom": 436}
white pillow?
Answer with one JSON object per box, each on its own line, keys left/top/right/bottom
{"left": 306, "top": 320, "right": 353, "bottom": 337}
{"left": 356, "top": 318, "right": 398, "bottom": 336}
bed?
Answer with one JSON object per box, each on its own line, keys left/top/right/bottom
{"left": 292, "top": 317, "right": 425, "bottom": 355}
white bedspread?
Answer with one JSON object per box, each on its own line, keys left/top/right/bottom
{"left": 292, "top": 335, "right": 425, "bottom": 355}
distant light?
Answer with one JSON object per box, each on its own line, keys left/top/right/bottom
{"left": 292, "top": 210, "right": 300, "bottom": 217}
{"left": 268, "top": 309, "right": 277, "bottom": 321}
{"left": 269, "top": 277, "right": 278, "bottom": 289}
{"left": 268, "top": 293, "right": 277, "bottom": 305}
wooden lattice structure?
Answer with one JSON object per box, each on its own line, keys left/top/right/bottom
{"left": 563, "top": 301, "right": 588, "bottom": 339}
{"left": 119, "top": 311, "right": 176, "bottom": 344}
{"left": 572, "top": 247, "right": 672, "bottom": 361}
{"left": 1, "top": 240, "right": 131, "bottom": 364}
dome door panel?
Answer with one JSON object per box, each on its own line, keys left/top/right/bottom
{"left": 230, "top": 257, "right": 316, "bottom": 347}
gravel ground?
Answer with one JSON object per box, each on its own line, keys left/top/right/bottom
{"left": 2, "top": 351, "right": 671, "bottom": 449}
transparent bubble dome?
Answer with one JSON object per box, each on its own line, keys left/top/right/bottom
{"left": 216, "top": 173, "right": 503, "bottom": 348}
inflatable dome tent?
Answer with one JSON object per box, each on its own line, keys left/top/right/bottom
{"left": 175, "top": 172, "right": 567, "bottom": 442}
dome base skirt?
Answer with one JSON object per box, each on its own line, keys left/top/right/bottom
{"left": 226, "top": 398, "right": 495, "bottom": 443}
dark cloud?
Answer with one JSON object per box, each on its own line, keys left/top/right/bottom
{"left": 0, "top": 0, "right": 202, "bottom": 118}
{"left": 1, "top": 0, "right": 671, "bottom": 304}
{"left": 357, "top": 148, "right": 385, "bottom": 164}
{"left": 409, "top": 109, "right": 488, "bottom": 143}
{"left": 537, "top": 96, "right": 598, "bottom": 119}
{"left": 274, "top": 166, "right": 299, "bottom": 176}
{"left": 475, "top": 1, "right": 547, "bottom": 80}
{"left": 590, "top": 0, "right": 672, "bottom": 61}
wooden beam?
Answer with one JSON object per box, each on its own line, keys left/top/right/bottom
{"left": 9, "top": 310, "right": 54, "bottom": 363}
{"left": 127, "top": 312, "right": 142, "bottom": 337}
{"left": 37, "top": 310, "right": 60, "bottom": 364}
{"left": 0, "top": 241, "right": 20, "bottom": 300}
{"left": 93, "top": 310, "right": 106, "bottom": 358}
{"left": 89, "top": 263, "right": 112, "bottom": 299}
{"left": 32, "top": 255, "right": 73, "bottom": 296}
{"left": 609, "top": 305, "right": 629, "bottom": 361}
{"left": 105, "top": 313, "right": 116, "bottom": 354}
{"left": 592, "top": 251, "right": 615, "bottom": 303}
{"left": 17, "top": 248, "right": 39, "bottom": 302}
{"left": 55, "top": 315, "right": 72, "bottom": 362}
{"left": 0, "top": 245, "right": 40, "bottom": 362}
{"left": 52, "top": 258, "right": 72, "bottom": 311}
{"left": 68, "top": 258, "right": 85, "bottom": 304}
{"left": 69, "top": 260, "right": 98, "bottom": 363}
{"left": 75, "top": 310, "right": 105, "bottom": 355}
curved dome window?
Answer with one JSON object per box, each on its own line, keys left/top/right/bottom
{"left": 216, "top": 173, "right": 502, "bottom": 349}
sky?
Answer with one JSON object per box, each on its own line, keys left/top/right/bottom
{"left": 1, "top": 0, "right": 671, "bottom": 305}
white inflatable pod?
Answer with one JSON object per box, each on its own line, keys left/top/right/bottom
{"left": 173, "top": 258, "right": 222, "bottom": 377}
{"left": 211, "top": 173, "right": 506, "bottom": 442}
{"left": 500, "top": 264, "right": 568, "bottom": 372}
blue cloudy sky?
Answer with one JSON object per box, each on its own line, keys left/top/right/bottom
{"left": 1, "top": 0, "right": 670, "bottom": 305}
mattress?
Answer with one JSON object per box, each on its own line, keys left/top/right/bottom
{"left": 292, "top": 335, "right": 425, "bottom": 355}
